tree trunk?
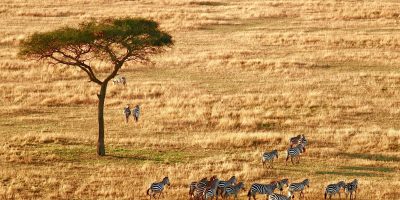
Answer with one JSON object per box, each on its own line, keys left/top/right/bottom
{"left": 97, "top": 83, "right": 108, "bottom": 156}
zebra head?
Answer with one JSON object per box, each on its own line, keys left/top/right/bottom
{"left": 302, "top": 179, "right": 310, "bottom": 187}
{"left": 163, "top": 177, "right": 170, "bottom": 186}
{"left": 236, "top": 182, "right": 245, "bottom": 191}
{"left": 279, "top": 178, "right": 289, "bottom": 187}
{"left": 297, "top": 144, "right": 305, "bottom": 153}
{"left": 228, "top": 176, "right": 237, "bottom": 185}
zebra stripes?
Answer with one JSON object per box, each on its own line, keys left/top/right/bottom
{"left": 247, "top": 182, "right": 281, "bottom": 200}
{"left": 268, "top": 193, "right": 292, "bottom": 200}
{"left": 204, "top": 178, "right": 220, "bottom": 200}
{"left": 277, "top": 179, "right": 289, "bottom": 194}
{"left": 345, "top": 179, "right": 358, "bottom": 200}
{"left": 289, "top": 135, "right": 302, "bottom": 147}
{"left": 222, "top": 182, "right": 245, "bottom": 200}
{"left": 262, "top": 150, "right": 278, "bottom": 168}
{"left": 189, "top": 177, "right": 207, "bottom": 198}
{"left": 286, "top": 144, "right": 305, "bottom": 165}
{"left": 216, "top": 176, "right": 237, "bottom": 199}
{"left": 146, "top": 177, "right": 170, "bottom": 199}
{"left": 324, "top": 181, "right": 345, "bottom": 199}
{"left": 193, "top": 176, "right": 217, "bottom": 200}
{"left": 288, "top": 179, "right": 309, "bottom": 199}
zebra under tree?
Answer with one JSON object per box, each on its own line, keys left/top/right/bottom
{"left": 19, "top": 18, "right": 173, "bottom": 156}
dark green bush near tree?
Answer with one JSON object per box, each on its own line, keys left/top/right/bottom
{"left": 19, "top": 18, "right": 173, "bottom": 156}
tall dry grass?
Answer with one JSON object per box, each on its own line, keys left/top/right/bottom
{"left": 0, "top": 0, "right": 400, "bottom": 199}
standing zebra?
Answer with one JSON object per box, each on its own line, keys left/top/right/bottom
{"left": 194, "top": 176, "right": 217, "bottom": 200}
{"left": 344, "top": 179, "right": 358, "bottom": 200}
{"left": 190, "top": 177, "right": 208, "bottom": 199}
{"left": 247, "top": 181, "right": 282, "bottom": 200}
{"left": 146, "top": 177, "right": 170, "bottom": 199}
{"left": 286, "top": 144, "right": 305, "bottom": 165}
{"left": 262, "top": 150, "right": 278, "bottom": 168}
{"left": 324, "top": 181, "right": 345, "bottom": 199}
{"left": 288, "top": 179, "right": 309, "bottom": 199}
{"left": 216, "top": 176, "right": 237, "bottom": 199}
{"left": 133, "top": 104, "right": 140, "bottom": 122}
{"left": 268, "top": 193, "right": 293, "bottom": 200}
{"left": 204, "top": 178, "right": 220, "bottom": 200}
{"left": 222, "top": 182, "right": 245, "bottom": 200}
{"left": 277, "top": 179, "right": 289, "bottom": 194}
{"left": 123, "top": 104, "right": 131, "bottom": 123}
{"left": 299, "top": 135, "right": 307, "bottom": 152}
{"left": 289, "top": 135, "right": 302, "bottom": 147}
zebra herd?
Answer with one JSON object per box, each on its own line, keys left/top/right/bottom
{"left": 146, "top": 135, "right": 359, "bottom": 200}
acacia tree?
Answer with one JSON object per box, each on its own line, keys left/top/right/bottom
{"left": 19, "top": 18, "right": 173, "bottom": 156}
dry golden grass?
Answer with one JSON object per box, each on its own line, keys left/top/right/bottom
{"left": 1, "top": 0, "right": 400, "bottom": 199}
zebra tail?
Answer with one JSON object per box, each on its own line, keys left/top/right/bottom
{"left": 146, "top": 188, "right": 150, "bottom": 196}
{"left": 247, "top": 189, "right": 251, "bottom": 197}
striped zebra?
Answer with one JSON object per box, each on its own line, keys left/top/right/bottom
{"left": 324, "top": 181, "right": 345, "bottom": 199}
{"left": 268, "top": 193, "right": 292, "bottom": 200}
{"left": 146, "top": 177, "right": 170, "bottom": 199}
{"left": 247, "top": 181, "right": 282, "bottom": 200}
{"left": 299, "top": 135, "right": 307, "bottom": 152}
{"left": 123, "top": 105, "right": 131, "bottom": 123}
{"left": 262, "top": 150, "right": 278, "bottom": 168}
{"left": 222, "top": 182, "right": 245, "bottom": 200}
{"left": 216, "top": 176, "right": 237, "bottom": 199}
{"left": 112, "top": 76, "right": 126, "bottom": 86}
{"left": 189, "top": 177, "right": 208, "bottom": 199}
{"left": 277, "top": 179, "right": 289, "bottom": 194}
{"left": 285, "top": 144, "right": 305, "bottom": 165}
{"left": 133, "top": 104, "right": 140, "bottom": 122}
{"left": 194, "top": 176, "right": 217, "bottom": 200}
{"left": 344, "top": 179, "right": 358, "bottom": 200}
{"left": 204, "top": 178, "right": 220, "bottom": 200}
{"left": 289, "top": 135, "right": 302, "bottom": 147}
{"left": 288, "top": 179, "right": 309, "bottom": 199}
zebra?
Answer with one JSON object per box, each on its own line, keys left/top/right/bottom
{"left": 277, "top": 179, "right": 289, "bottom": 194}
{"left": 123, "top": 104, "right": 131, "bottom": 123}
{"left": 344, "top": 179, "right": 358, "bottom": 200}
{"left": 289, "top": 135, "right": 302, "bottom": 147}
{"left": 268, "top": 193, "right": 292, "bottom": 200}
{"left": 222, "top": 182, "right": 245, "bottom": 200}
{"left": 216, "top": 176, "right": 237, "bottom": 199}
{"left": 133, "top": 104, "right": 140, "bottom": 122}
{"left": 189, "top": 177, "right": 208, "bottom": 199}
{"left": 324, "top": 181, "right": 345, "bottom": 199}
{"left": 194, "top": 176, "right": 217, "bottom": 200}
{"left": 247, "top": 181, "right": 282, "bottom": 200}
{"left": 112, "top": 76, "right": 126, "bottom": 86}
{"left": 299, "top": 135, "right": 307, "bottom": 152}
{"left": 288, "top": 179, "right": 309, "bottom": 199}
{"left": 146, "top": 177, "right": 170, "bottom": 199}
{"left": 262, "top": 150, "right": 278, "bottom": 168}
{"left": 285, "top": 144, "right": 305, "bottom": 165}
{"left": 204, "top": 178, "right": 220, "bottom": 200}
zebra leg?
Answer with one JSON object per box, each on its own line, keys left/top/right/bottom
{"left": 285, "top": 155, "right": 289, "bottom": 165}
{"left": 291, "top": 157, "right": 295, "bottom": 165}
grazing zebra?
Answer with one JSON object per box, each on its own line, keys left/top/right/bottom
{"left": 324, "top": 181, "right": 345, "bottom": 199}
{"left": 344, "top": 179, "right": 358, "bottom": 200}
{"left": 288, "top": 179, "right": 309, "bottom": 199}
{"left": 112, "top": 76, "right": 126, "bottom": 86}
{"left": 133, "top": 104, "right": 140, "bottom": 122}
{"left": 286, "top": 144, "right": 305, "bottom": 165}
{"left": 204, "top": 178, "right": 220, "bottom": 200}
{"left": 268, "top": 193, "right": 292, "bottom": 200}
{"left": 247, "top": 182, "right": 282, "bottom": 200}
{"left": 146, "top": 177, "right": 170, "bottom": 199}
{"left": 189, "top": 177, "right": 208, "bottom": 199}
{"left": 222, "top": 182, "right": 245, "bottom": 200}
{"left": 262, "top": 150, "right": 278, "bottom": 168}
{"left": 123, "top": 104, "right": 131, "bottom": 123}
{"left": 216, "top": 176, "right": 237, "bottom": 199}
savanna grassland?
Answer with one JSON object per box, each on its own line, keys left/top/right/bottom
{"left": 1, "top": 0, "right": 400, "bottom": 199}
